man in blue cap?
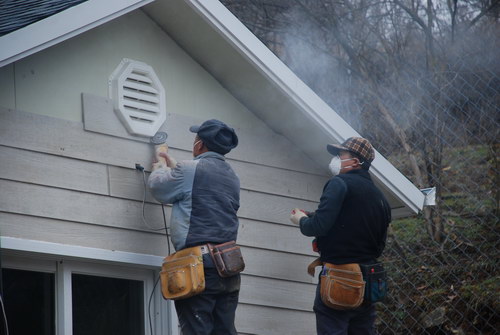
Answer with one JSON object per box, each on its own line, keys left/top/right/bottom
{"left": 148, "top": 119, "right": 241, "bottom": 334}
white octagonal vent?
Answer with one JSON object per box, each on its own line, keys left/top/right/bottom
{"left": 109, "top": 58, "right": 166, "bottom": 137}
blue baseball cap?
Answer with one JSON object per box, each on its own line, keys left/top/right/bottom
{"left": 189, "top": 119, "right": 238, "bottom": 155}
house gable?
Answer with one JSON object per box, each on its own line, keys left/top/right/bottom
{"left": 0, "top": 0, "right": 425, "bottom": 215}
{"left": 0, "top": 1, "right": 427, "bottom": 334}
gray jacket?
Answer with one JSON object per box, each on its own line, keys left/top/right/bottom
{"left": 148, "top": 151, "right": 240, "bottom": 251}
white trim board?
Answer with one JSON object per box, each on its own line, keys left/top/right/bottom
{"left": 0, "top": 0, "right": 154, "bottom": 67}
{"left": 0, "top": 236, "right": 164, "bottom": 268}
{"left": 2, "top": 245, "right": 174, "bottom": 335}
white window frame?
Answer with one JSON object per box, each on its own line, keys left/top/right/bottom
{"left": 0, "top": 237, "right": 179, "bottom": 335}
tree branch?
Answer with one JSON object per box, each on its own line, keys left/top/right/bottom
{"left": 393, "top": 0, "right": 429, "bottom": 31}
{"left": 467, "top": 0, "right": 500, "bottom": 30}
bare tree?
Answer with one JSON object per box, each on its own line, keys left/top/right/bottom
{"left": 222, "top": 0, "right": 499, "bottom": 243}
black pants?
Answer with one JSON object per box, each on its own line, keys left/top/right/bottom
{"left": 314, "top": 278, "right": 377, "bottom": 335}
{"left": 174, "top": 267, "right": 240, "bottom": 335}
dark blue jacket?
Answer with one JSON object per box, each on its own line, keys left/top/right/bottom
{"left": 299, "top": 169, "right": 391, "bottom": 264}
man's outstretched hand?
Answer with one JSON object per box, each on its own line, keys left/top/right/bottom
{"left": 290, "top": 208, "right": 307, "bottom": 226}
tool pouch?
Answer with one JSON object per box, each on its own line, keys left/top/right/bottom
{"left": 320, "top": 263, "right": 365, "bottom": 310}
{"left": 208, "top": 241, "right": 245, "bottom": 277}
{"left": 360, "top": 263, "right": 387, "bottom": 303}
{"left": 160, "top": 246, "right": 205, "bottom": 300}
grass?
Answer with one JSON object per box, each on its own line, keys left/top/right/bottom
{"left": 460, "top": 277, "right": 500, "bottom": 307}
{"left": 378, "top": 144, "right": 499, "bottom": 334}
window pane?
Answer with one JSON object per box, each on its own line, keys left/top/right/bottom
{"left": 2, "top": 268, "right": 55, "bottom": 335}
{"left": 72, "top": 274, "right": 144, "bottom": 335}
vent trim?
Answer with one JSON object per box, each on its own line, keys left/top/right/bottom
{"left": 109, "top": 59, "right": 166, "bottom": 137}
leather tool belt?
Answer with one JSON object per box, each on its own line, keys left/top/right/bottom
{"left": 207, "top": 241, "right": 245, "bottom": 278}
{"left": 160, "top": 246, "right": 205, "bottom": 300}
{"left": 320, "top": 262, "right": 365, "bottom": 310}
{"left": 308, "top": 258, "right": 388, "bottom": 309}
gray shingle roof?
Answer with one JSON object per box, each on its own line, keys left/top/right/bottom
{"left": 0, "top": 0, "right": 88, "bottom": 36}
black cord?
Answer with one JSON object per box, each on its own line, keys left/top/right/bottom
{"left": 0, "top": 240, "right": 8, "bottom": 335}
{"left": 148, "top": 274, "right": 161, "bottom": 335}
{"left": 140, "top": 169, "right": 169, "bottom": 232}
{"left": 147, "top": 205, "right": 172, "bottom": 335}
{"left": 161, "top": 204, "right": 171, "bottom": 256}
{"left": 0, "top": 247, "right": 3, "bottom": 296}
{"left": 146, "top": 207, "right": 171, "bottom": 335}
{"left": 0, "top": 293, "right": 9, "bottom": 335}
{"left": 139, "top": 165, "right": 172, "bottom": 335}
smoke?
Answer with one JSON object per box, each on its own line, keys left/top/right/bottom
{"left": 253, "top": 1, "right": 500, "bottom": 156}
{"left": 273, "top": 5, "right": 363, "bottom": 132}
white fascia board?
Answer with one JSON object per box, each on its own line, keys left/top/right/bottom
{"left": 185, "top": 0, "right": 425, "bottom": 213}
{"left": 0, "top": 236, "right": 164, "bottom": 268}
{"left": 184, "top": 0, "right": 353, "bottom": 142}
{"left": 0, "top": 0, "right": 155, "bottom": 68}
{"left": 370, "top": 156, "right": 425, "bottom": 213}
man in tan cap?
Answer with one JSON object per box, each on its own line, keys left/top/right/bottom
{"left": 290, "top": 137, "right": 391, "bottom": 335}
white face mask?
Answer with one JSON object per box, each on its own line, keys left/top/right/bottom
{"left": 193, "top": 140, "right": 202, "bottom": 157}
{"left": 328, "top": 156, "right": 355, "bottom": 176}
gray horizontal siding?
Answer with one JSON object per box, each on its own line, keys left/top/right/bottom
{"left": 236, "top": 304, "right": 315, "bottom": 335}
{"left": 82, "top": 93, "right": 326, "bottom": 175}
{"left": 0, "top": 107, "right": 323, "bottom": 330}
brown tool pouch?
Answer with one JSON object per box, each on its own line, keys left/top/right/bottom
{"left": 208, "top": 241, "right": 245, "bottom": 278}
{"left": 320, "top": 263, "right": 365, "bottom": 310}
{"left": 160, "top": 246, "right": 205, "bottom": 300}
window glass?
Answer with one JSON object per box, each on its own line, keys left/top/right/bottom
{"left": 2, "top": 268, "right": 55, "bottom": 335}
{"left": 72, "top": 274, "right": 144, "bottom": 335}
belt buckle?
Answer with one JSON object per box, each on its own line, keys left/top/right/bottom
{"left": 200, "top": 245, "right": 209, "bottom": 255}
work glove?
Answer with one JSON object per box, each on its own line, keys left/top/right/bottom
{"left": 290, "top": 208, "right": 307, "bottom": 226}
{"left": 159, "top": 151, "right": 178, "bottom": 168}
{"left": 152, "top": 148, "right": 178, "bottom": 171}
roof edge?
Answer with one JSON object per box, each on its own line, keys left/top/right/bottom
{"left": 182, "top": 0, "right": 425, "bottom": 214}
{"left": 0, "top": 0, "right": 154, "bottom": 68}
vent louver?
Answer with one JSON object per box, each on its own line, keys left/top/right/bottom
{"left": 109, "top": 59, "right": 166, "bottom": 137}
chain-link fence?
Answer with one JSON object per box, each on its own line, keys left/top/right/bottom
{"left": 373, "top": 64, "right": 499, "bottom": 335}
{"left": 320, "top": 67, "right": 498, "bottom": 335}
{"left": 222, "top": 1, "right": 499, "bottom": 333}
{"left": 318, "top": 43, "right": 499, "bottom": 335}
{"left": 318, "top": 50, "right": 499, "bottom": 335}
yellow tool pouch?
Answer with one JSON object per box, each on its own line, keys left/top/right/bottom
{"left": 320, "top": 263, "right": 365, "bottom": 310}
{"left": 160, "top": 246, "right": 205, "bottom": 300}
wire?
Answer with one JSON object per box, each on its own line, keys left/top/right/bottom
{"left": 146, "top": 204, "right": 171, "bottom": 335}
{"left": 148, "top": 274, "right": 160, "bottom": 335}
{"left": 139, "top": 166, "right": 172, "bottom": 335}
{"left": 0, "top": 294, "right": 9, "bottom": 335}
{"left": 140, "top": 169, "right": 169, "bottom": 232}
{"left": 0, "top": 237, "right": 7, "bottom": 335}
{"left": 161, "top": 204, "right": 171, "bottom": 256}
